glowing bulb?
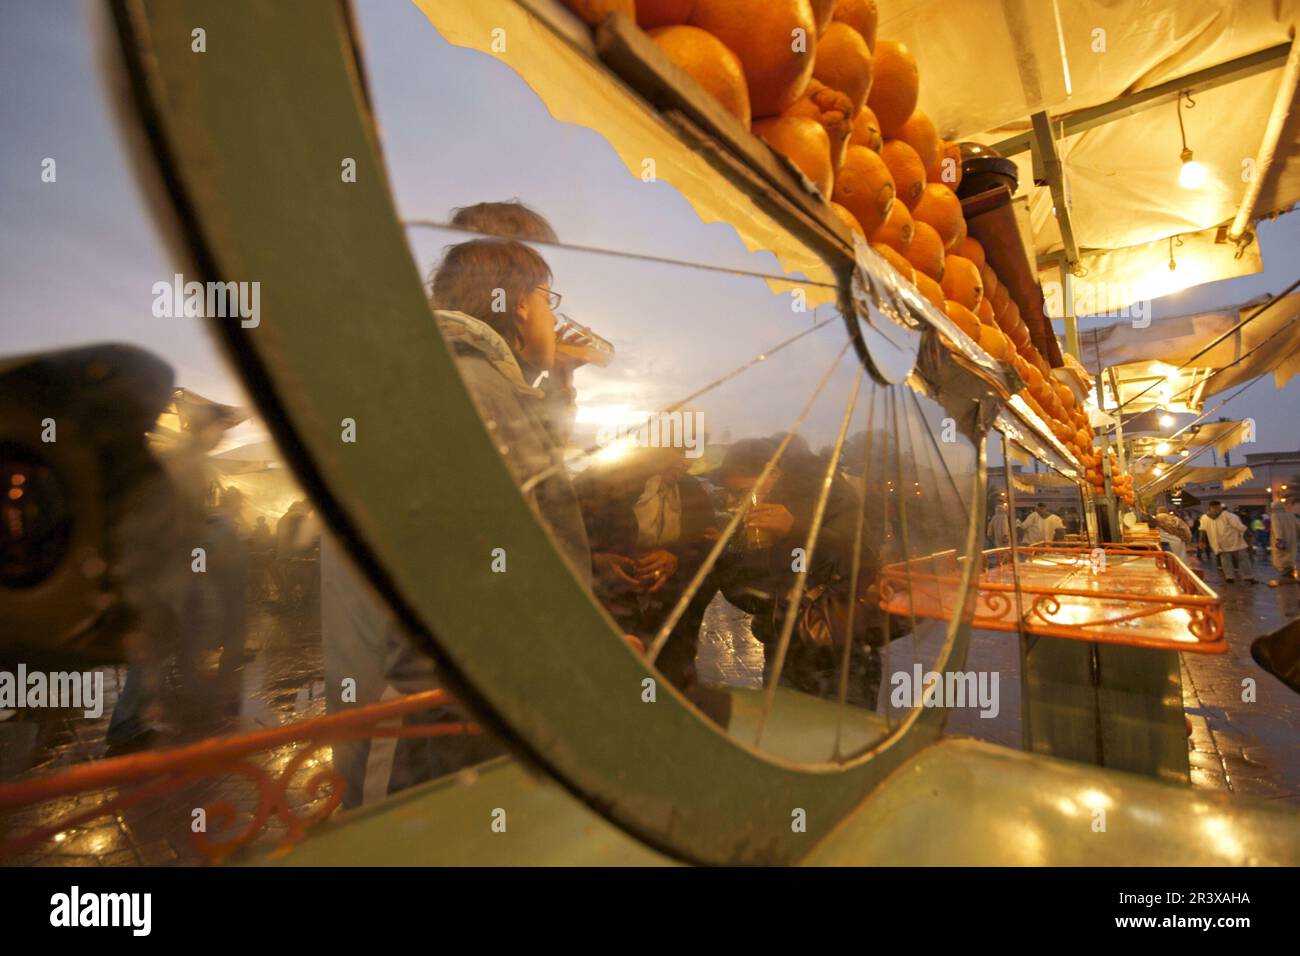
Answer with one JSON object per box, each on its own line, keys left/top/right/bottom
{"left": 1153, "top": 465, "right": 1164, "bottom": 477}
{"left": 1154, "top": 442, "right": 1171, "bottom": 456}
{"left": 1159, "top": 414, "right": 1175, "bottom": 428}
{"left": 1179, "top": 157, "right": 1208, "bottom": 190}
{"left": 1180, "top": 449, "right": 1189, "bottom": 458}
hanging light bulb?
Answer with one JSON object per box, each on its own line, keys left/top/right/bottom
{"left": 1159, "top": 413, "right": 1175, "bottom": 428}
{"left": 1154, "top": 442, "right": 1171, "bottom": 456}
{"left": 1179, "top": 150, "right": 1208, "bottom": 189}
{"left": 1175, "top": 91, "right": 1206, "bottom": 189}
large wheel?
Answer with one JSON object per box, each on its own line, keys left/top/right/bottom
{"left": 110, "top": 0, "right": 989, "bottom": 865}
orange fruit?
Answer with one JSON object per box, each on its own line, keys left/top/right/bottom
{"left": 848, "top": 105, "right": 883, "bottom": 152}
{"left": 951, "top": 213, "right": 968, "bottom": 249}
{"left": 880, "top": 139, "right": 926, "bottom": 209}
{"left": 753, "top": 115, "right": 833, "bottom": 197}
{"left": 871, "top": 242, "right": 915, "bottom": 285}
{"left": 636, "top": 0, "right": 695, "bottom": 27}
{"left": 897, "top": 111, "right": 940, "bottom": 171}
{"left": 1054, "top": 381, "right": 1075, "bottom": 410}
{"left": 564, "top": 0, "right": 637, "bottom": 26}
{"left": 1011, "top": 321, "right": 1031, "bottom": 351}
{"left": 944, "top": 300, "right": 980, "bottom": 339}
{"left": 832, "top": 0, "right": 877, "bottom": 50}
{"left": 649, "top": 26, "right": 752, "bottom": 127}
{"left": 865, "top": 40, "right": 918, "bottom": 137}
{"left": 989, "top": 281, "right": 1010, "bottom": 316}
{"left": 979, "top": 263, "right": 999, "bottom": 301}
{"left": 691, "top": 0, "right": 816, "bottom": 117}
{"left": 926, "top": 140, "right": 962, "bottom": 191}
{"left": 830, "top": 200, "right": 864, "bottom": 237}
{"left": 905, "top": 220, "right": 945, "bottom": 281}
{"left": 994, "top": 300, "right": 1019, "bottom": 336}
{"left": 913, "top": 183, "right": 965, "bottom": 249}
{"left": 783, "top": 78, "right": 856, "bottom": 170}
{"left": 914, "top": 271, "right": 945, "bottom": 310}
{"left": 810, "top": 0, "right": 835, "bottom": 33}
{"left": 812, "top": 22, "right": 874, "bottom": 115}
{"left": 978, "top": 323, "right": 1010, "bottom": 361}
{"left": 940, "top": 254, "right": 983, "bottom": 311}
{"left": 976, "top": 297, "right": 995, "bottom": 326}
{"left": 833, "top": 144, "right": 896, "bottom": 236}
{"left": 869, "top": 198, "right": 914, "bottom": 253}
{"left": 954, "top": 236, "right": 986, "bottom": 270}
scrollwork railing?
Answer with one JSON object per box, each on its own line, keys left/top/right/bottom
{"left": 0, "top": 689, "right": 480, "bottom": 864}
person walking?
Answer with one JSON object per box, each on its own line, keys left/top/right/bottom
{"left": 1200, "top": 500, "right": 1255, "bottom": 584}
{"left": 1019, "top": 502, "right": 1063, "bottom": 546}
{"left": 1267, "top": 500, "right": 1299, "bottom": 587}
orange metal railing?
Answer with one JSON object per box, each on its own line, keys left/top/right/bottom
{"left": 0, "top": 689, "right": 481, "bottom": 864}
{"left": 879, "top": 545, "right": 1225, "bottom": 653}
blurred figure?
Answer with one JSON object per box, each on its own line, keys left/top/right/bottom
{"left": 987, "top": 500, "right": 1012, "bottom": 549}
{"left": 1268, "top": 500, "right": 1298, "bottom": 587}
{"left": 322, "top": 201, "right": 598, "bottom": 807}
{"left": 1019, "top": 502, "right": 1063, "bottom": 545}
{"left": 1200, "top": 500, "right": 1255, "bottom": 584}
{"left": 1154, "top": 505, "right": 1191, "bottom": 563}
{"left": 273, "top": 499, "right": 316, "bottom": 608}
{"left": 246, "top": 515, "right": 274, "bottom": 602}
{"left": 576, "top": 445, "right": 721, "bottom": 716}
{"left": 704, "top": 438, "right": 882, "bottom": 707}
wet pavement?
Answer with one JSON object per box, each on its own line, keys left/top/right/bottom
{"left": 3, "top": 549, "right": 1297, "bottom": 866}
{"left": 0, "top": 602, "right": 330, "bottom": 866}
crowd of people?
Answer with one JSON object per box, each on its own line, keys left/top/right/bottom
{"left": 1187, "top": 499, "right": 1299, "bottom": 587}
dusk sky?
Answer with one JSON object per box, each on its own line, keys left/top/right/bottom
{"left": 2, "top": 0, "right": 1297, "bottom": 461}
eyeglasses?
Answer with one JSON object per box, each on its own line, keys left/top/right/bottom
{"left": 538, "top": 287, "right": 562, "bottom": 311}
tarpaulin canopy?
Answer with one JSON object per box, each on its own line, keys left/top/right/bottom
{"left": 1139, "top": 464, "right": 1255, "bottom": 495}
{"left": 1077, "top": 293, "right": 1300, "bottom": 412}
{"left": 150, "top": 387, "right": 249, "bottom": 449}
{"left": 1127, "top": 420, "right": 1254, "bottom": 458}
{"left": 881, "top": 0, "right": 1300, "bottom": 302}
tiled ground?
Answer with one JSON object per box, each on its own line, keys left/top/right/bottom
{"left": 1181, "top": 556, "right": 1300, "bottom": 804}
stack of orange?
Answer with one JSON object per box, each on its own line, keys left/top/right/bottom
{"left": 630, "top": 2, "right": 890, "bottom": 208}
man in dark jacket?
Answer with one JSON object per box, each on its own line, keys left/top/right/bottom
{"left": 708, "top": 438, "right": 882, "bottom": 707}
{"left": 575, "top": 445, "right": 720, "bottom": 711}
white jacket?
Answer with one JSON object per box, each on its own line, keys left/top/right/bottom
{"left": 1199, "top": 510, "right": 1248, "bottom": 553}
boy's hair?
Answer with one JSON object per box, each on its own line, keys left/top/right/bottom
{"left": 718, "top": 438, "right": 778, "bottom": 481}
{"left": 449, "top": 200, "right": 557, "bottom": 244}
{"left": 430, "top": 238, "right": 552, "bottom": 341}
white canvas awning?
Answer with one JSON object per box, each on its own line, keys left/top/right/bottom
{"left": 1127, "top": 420, "right": 1254, "bottom": 459}
{"left": 1139, "top": 463, "right": 1255, "bottom": 494}
{"left": 880, "top": 0, "right": 1300, "bottom": 302}
{"left": 1076, "top": 293, "right": 1300, "bottom": 412}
